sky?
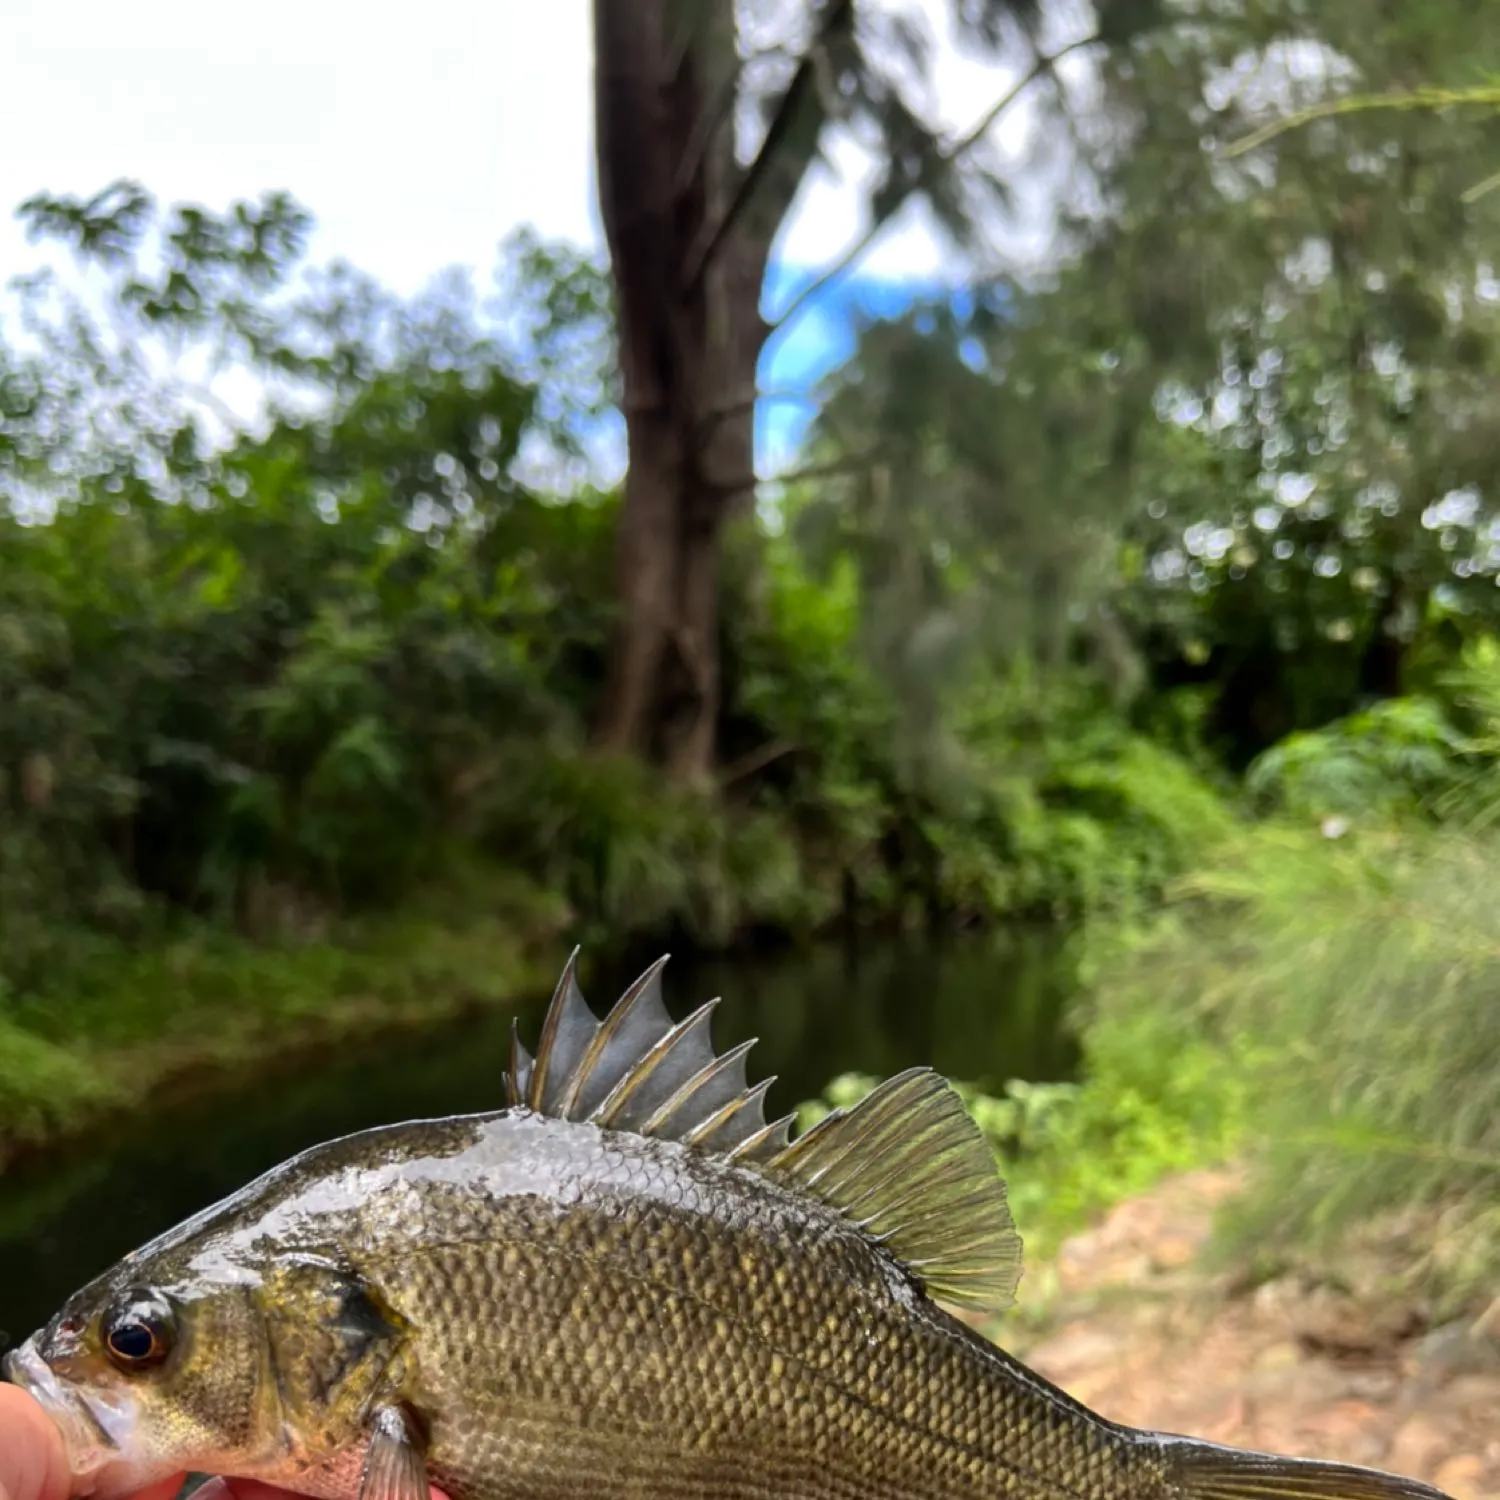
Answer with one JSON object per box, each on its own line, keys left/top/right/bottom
{"left": 1, "top": 0, "right": 1078, "bottom": 472}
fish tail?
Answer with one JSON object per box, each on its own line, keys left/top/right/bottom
{"left": 1156, "top": 1434, "right": 1454, "bottom": 1500}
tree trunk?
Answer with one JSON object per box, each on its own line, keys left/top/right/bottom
{"left": 593, "top": 407, "right": 682, "bottom": 761}
{"left": 596, "top": 405, "right": 736, "bottom": 782}
{"left": 588, "top": 0, "right": 831, "bottom": 783}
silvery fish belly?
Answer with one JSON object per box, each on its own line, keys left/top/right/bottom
{"left": 5, "top": 952, "right": 1457, "bottom": 1500}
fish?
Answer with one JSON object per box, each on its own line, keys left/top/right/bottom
{"left": 5, "top": 951, "right": 1453, "bottom": 1500}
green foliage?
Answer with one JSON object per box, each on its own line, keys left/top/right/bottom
{"left": 0, "top": 875, "right": 563, "bottom": 1161}
{"left": 1245, "top": 697, "right": 1472, "bottom": 822}
{"left": 916, "top": 673, "right": 1239, "bottom": 920}
{"left": 475, "top": 749, "right": 809, "bottom": 948}
{"left": 0, "top": 178, "right": 1248, "bottom": 1178}
{"left": 1092, "top": 819, "right": 1500, "bottom": 1310}
{"left": 0, "top": 1019, "right": 112, "bottom": 1147}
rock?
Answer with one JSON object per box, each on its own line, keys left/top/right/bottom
{"left": 1386, "top": 1414, "right": 1452, "bottom": 1480}
{"left": 1194, "top": 1393, "right": 1251, "bottom": 1444}
{"left": 1253, "top": 1341, "right": 1303, "bottom": 1373}
{"left": 1293, "top": 1285, "right": 1415, "bottom": 1357}
{"left": 1443, "top": 1372, "right": 1500, "bottom": 1411}
{"left": 1431, "top": 1454, "right": 1488, "bottom": 1500}
{"left": 1010, "top": 1169, "right": 1497, "bottom": 1498}
{"left": 1060, "top": 1367, "right": 1129, "bottom": 1410}
{"left": 1026, "top": 1324, "right": 1124, "bottom": 1380}
{"left": 1343, "top": 1368, "right": 1401, "bottom": 1402}
{"left": 1151, "top": 1233, "right": 1199, "bottom": 1271}
{"left": 1296, "top": 1400, "right": 1385, "bottom": 1465}
{"left": 1412, "top": 1321, "right": 1500, "bottom": 1384}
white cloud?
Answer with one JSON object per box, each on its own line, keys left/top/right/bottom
{"left": 3, "top": 0, "right": 599, "bottom": 293}
{"left": 1, "top": 0, "right": 1070, "bottom": 293}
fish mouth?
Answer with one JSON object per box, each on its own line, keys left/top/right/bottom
{"left": 4, "top": 1336, "right": 134, "bottom": 1489}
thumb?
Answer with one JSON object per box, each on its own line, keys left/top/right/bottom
{"left": 0, "top": 1385, "right": 71, "bottom": 1500}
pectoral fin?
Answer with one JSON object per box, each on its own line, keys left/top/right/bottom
{"left": 359, "top": 1405, "right": 429, "bottom": 1500}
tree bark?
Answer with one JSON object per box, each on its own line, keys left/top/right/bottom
{"left": 1358, "top": 572, "right": 1416, "bottom": 701}
{"left": 597, "top": 409, "right": 683, "bottom": 761}
{"left": 589, "top": 0, "right": 836, "bottom": 783}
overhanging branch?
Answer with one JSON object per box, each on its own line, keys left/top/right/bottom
{"left": 761, "top": 453, "right": 883, "bottom": 487}
{"left": 766, "top": 31, "right": 1103, "bottom": 339}
{"left": 681, "top": 0, "right": 855, "bottom": 293}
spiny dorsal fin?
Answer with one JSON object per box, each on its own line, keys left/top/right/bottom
{"left": 502, "top": 951, "right": 785, "bottom": 1160}
{"left": 505, "top": 952, "right": 1023, "bottom": 1316}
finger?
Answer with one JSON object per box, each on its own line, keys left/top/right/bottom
{"left": 190, "top": 1482, "right": 449, "bottom": 1500}
{"left": 120, "top": 1478, "right": 189, "bottom": 1500}
{"left": 0, "top": 1384, "right": 71, "bottom": 1500}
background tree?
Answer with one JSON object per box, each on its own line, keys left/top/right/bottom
{"left": 588, "top": 0, "right": 1101, "bottom": 781}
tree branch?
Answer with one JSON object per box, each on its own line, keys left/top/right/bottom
{"left": 695, "top": 386, "right": 821, "bottom": 440}
{"left": 949, "top": 31, "right": 1099, "bottom": 160}
{"left": 674, "top": 62, "right": 740, "bottom": 198}
{"left": 766, "top": 32, "right": 1102, "bottom": 339}
{"left": 761, "top": 453, "right": 883, "bottom": 487}
{"left": 718, "top": 737, "right": 799, "bottom": 787}
{"left": 674, "top": 44, "right": 810, "bottom": 197}
{"left": 681, "top": 0, "right": 855, "bottom": 293}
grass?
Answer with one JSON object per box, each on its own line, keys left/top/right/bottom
{"left": 1065, "top": 817, "right": 1500, "bottom": 1316}
{"left": 1174, "top": 825, "right": 1500, "bottom": 1312}
{"left": 0, "top": 870, "right": 570, "bottom": 1164}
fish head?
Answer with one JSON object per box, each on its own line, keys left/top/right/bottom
{"left": 4, "top": 1269, "right": 274, "bottom": 1499}
{"left": 7, "top": 1246, "right": 411, "bottom": 1500}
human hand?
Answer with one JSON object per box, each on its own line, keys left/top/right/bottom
{"left": 0, "top": 1384, "right": 70, "bottom": 1500}
{"left": 0, "top": 1387, "right": 447, "bottom": 1500}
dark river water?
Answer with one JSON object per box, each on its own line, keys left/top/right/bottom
{"left": 0, "top": 927, "right": 1080, "bottom": 1344}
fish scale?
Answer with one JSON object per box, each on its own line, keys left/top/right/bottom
{"left": 5, "top": 950, "right": 1456, "bottom": 1500}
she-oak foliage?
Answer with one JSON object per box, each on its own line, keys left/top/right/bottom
{"left": 588, "top": 0, "right": 1068, "bottom": 781}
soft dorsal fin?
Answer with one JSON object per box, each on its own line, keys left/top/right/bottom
{"left": 759, "top": 1068, "right": 1023, "bottom": 1313}
{"left": 505, "top": 951, "right": 1025, "bottom": 1316}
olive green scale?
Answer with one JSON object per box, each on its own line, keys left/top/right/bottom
{"left": 342, "top": 1116, "right": 1142, "bottom": 1500}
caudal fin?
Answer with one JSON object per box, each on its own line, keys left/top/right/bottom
{"left": 1161, "top": 1435, "right": 1454, "bottom": 1500}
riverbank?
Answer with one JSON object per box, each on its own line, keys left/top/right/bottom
{"left": 1004, "top": 1169, "right": 1500, "bottom": 1500}
{"left": 0, "top": 872, "right": 571, "bottom": 1170}
{"left": 0, "top": 887, "right": 1094, "bottom": 1180}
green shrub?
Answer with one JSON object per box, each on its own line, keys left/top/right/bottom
{"left": 1098, "top": 820, "right": 1500, "bottom": 1311}
{"left": 1245, "top": 697, "right": 1470, "bottom": 823}
{"left": 0, "top": 1018, "right": 113, "bottom": 1145}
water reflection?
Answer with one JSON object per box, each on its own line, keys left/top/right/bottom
{"left": 0, "top": 927, "right": 1078, "bottom": 1339}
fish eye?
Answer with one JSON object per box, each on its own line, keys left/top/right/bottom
{"left": 102, "top": 1289, "right": 176, "bottom": 1373}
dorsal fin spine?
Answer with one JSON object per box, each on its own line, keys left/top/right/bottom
{"left": 511, "top": 952, "right": 1025, "bottom": 1319}
{"left": 591, "top": 1000, "right": 719, "bottom": 1124}
{"left": 557, "top": 955, "right": 671, "bottom": 1119}
{"left": 526, "top": 948, "right": 593, "bottom": 1111}
{"left": 682, "top": 1076, "right": 777, "bottom": 1150}
{"left": 641, "top": 1038, "right": 756, "bottom": 1135}
{"left": 505, "top": 1021, "right": 533, "bottom": 1109}
{"left": 727, "top": 1113, "right": 796, "bottom": 1163}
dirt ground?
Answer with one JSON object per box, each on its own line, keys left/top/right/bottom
{"left": 995, "top": 1170, "right": 1500, "bottom": 1500}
